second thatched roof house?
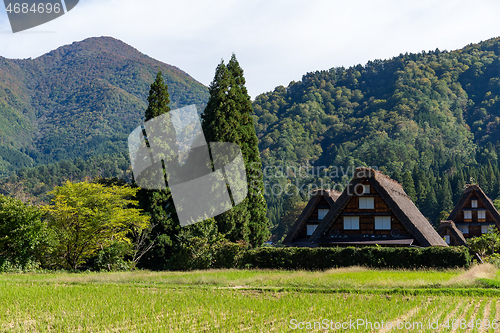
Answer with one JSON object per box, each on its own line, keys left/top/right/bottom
{"left": 305, "top": 168, "right": 447, "bottom": 247}
{"left": 283, "top": 189, "right": 341, "bottom": 246}
{"left": 441, "top": 184, "right": 500, "bottom": 241}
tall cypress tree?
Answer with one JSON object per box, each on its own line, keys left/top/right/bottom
{"left": 202, "top": 56, "right": 270, "bottom": 246}
{"left": 202, "top": 61, "right": 251, "bottom": 243}
{"left": 145, "top": 71, "right": 170, "bottom": 121}
{"left": 226, "top": 54, "right": 269, "bottom": 246}
{"left": 136, "top": 71, "right": 179, "bottom": 270}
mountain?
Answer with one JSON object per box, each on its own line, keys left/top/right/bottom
{"left": 0, "top": 36, "right": 209, "bottom": 175}
{"left": 252, "top": 37, "right": 500, "bottom": 228}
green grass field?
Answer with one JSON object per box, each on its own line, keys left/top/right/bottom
{"left": 1, "top": 265, "right": 500, "bottom": 332}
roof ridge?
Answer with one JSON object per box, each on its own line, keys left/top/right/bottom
{"left": 355, "top": 167, "right": 405, "bottom": 191}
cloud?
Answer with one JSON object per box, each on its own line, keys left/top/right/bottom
{"left": 1, "top": 0, "right": 500, "bottom": 98}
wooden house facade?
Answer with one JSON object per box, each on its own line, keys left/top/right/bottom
{"left": 285, "top": 168, "right": 447, "bottom": 247}
{"left": 283, "top": 189, "right": 341, "bottom": 246}
{"left": 437, "top": 220, "right": 467, "bottom": 246}
{"left": 442, "top": 185, "right": 500, "bottom": 241}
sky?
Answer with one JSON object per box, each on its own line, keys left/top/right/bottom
{"left": 1, "top": 0, "right": 500, "bottom": 99}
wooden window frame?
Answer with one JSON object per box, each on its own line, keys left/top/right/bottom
{"left": 359, "top": 197, "right": 374, "bottom": 209}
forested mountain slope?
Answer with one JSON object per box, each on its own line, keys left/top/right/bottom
{"left": 0, "top": 37, "right": 209, "bottom": 174}
{"left": 252, "top": 37, "right": 500, "bottom": 230}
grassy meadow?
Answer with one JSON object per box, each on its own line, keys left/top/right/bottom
{"left": 1, "top": 265, "right": 500, "bottom": 332}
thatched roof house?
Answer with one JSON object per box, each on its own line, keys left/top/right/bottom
{"left": 309, "top": 167, "right": 447, "bottom": 247}
{"left": 445, "top": 184, "right": 500, "bottom": 238}
{"left": 437, "top": 220, "right": 467, "bottom": 246}
{"left": 283, "top": 189, "right": 341, "bottom": 246}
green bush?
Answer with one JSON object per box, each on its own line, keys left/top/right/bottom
{"left": 240, "top": 246, "right": 471, "bottom": 270}
{"left": 0, "top": 195, "right": 55, "bottom": 269}
{"left": 212, "top": 240, "right": 247, "bottom": 269}
{"left": 89, "top": 241, "right": 133, "bottom": 272}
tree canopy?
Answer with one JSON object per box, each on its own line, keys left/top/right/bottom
{"left": 45, "top": 181, "right": 149, "bottom": 269}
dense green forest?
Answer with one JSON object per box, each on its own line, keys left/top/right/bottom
{"left": 0, "top": 37, "right": 208, "bottom": 174}
{"left": 252, "top": 37, "right": 500, "bottom": 235}
{"left": 5, "top": 37, "right": 500, "bottom": 241}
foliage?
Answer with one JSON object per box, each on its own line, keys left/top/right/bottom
{"left": 44, "top": 181, "right": 149, "bottom": 269}
{"left": 134, "top": 71, "right": 181, "bottom": 270}
{"left": 144, "top": 71, "right": 171, "bottom": 122}
{"left": 167, "top": 218, "right": 248, "bottom": 270}
{"left": 467, "top": 226, "right": 500, "bottom": 257}
{"left": 202, "top": 55, "right": 269, "bottom": 246}
{"left": 272, "top": 187, "right": 307, "bottom": 242}
{"left": 0, "top": 37, "right": 209, "bottom": 175}
{"left": 89, "top": 241, "right": 134, "bottom": 272}
{"left": 241, "top": 246, "right": 471, "bottom": 269}
{"left": 253, "top": 37, "right": 500, "bottom": 229}
{"left": 1, "top": 152, "right": 133, "bottom": 204}
{"left": 0, "top": 194, "right": 54, "bottom": 269}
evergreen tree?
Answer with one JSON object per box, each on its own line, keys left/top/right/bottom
{"left": 226, "top": 54, "right": 270, "bottom": 246}
{"left": 423, "top": 182, "right": 438, "bottom": 218}
{"left": 439, "top": 175, "right": 453, "bottom": 213}
{"left": 402, "top": 170, "right": 417, "bottom": 202}
{"left": 202, "top": 60, "right": 251, "bottom": 243}
{"left": 415, "top": 180, "right": 426, "bottom": 209}
{"left": 145, "top": 71, "right": 170, "bottom": 122}
{"left": 136, "top": 71, "right": 179, "bottom": 270}
{"left": 202, "top": 56, "right": 270, "bottom": 246}
{"left": 452, "top": 170, "right": 465, "bottom": 203}
{"left": 391, "top": 168, "right": 403, "bottom": 184}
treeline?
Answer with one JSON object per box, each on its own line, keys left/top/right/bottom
{"left": 251, "top": 37, "right": 500, "bottom": 238}
{"left": 0, "top": 152, "right": 132, "bottom": 203}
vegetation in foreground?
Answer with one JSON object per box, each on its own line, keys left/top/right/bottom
{"left": 1, "top": 265, "right": 500, "bottom": 332}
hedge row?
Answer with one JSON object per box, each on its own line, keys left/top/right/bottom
{"left": 241, "top": 246, "right": 472, "bottom": 270}
{"left": 170, "top": 241, "right": 472, "bottom": 270}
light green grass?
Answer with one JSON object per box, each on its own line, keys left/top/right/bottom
{"left": 0, "top": 265, "right": 499, "bottom": 332}
{"left": 0, "top": 266, "right": 465, "bottom": 289}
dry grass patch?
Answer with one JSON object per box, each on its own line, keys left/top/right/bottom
{"left": 445, "top": 264, "right": 497, "bottom": 287}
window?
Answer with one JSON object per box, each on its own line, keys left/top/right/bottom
{"left": 363, "top": 185, "right": 370, "bottom": 194}
{"left": 478, "top": 210, "right": 486, "bottom": 219}
{"left": 481, "top": 225, "right": 490, "bottom": 234}
{"left": 458, "top": 225, "right": 469, "bottom": 234}
{"left": 359, "top": 197, "right": 374, "bottom": 209}
{"left": 375, "top": 216, "right": 391, "bottom": 230}
{"left": 471, "top": 200, "right": 478, "bottom": 208}
{"left": 307, "top": 225, "right": 317, "bottom": 236}
{"left": 444, "top": 235, "right": 451, "bottom": 245}
{"left": 318, "top": 209, "right": 329, "bottom": 220}
{"left": 343, "top": 216, "right": 359, "bottom": 230}
{"left": 463, "top": 210, "right": 472, "bottom": 219}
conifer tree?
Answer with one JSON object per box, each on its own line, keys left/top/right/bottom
{"left": 391, "top": 168, "right": 403, "bottom": 184}
{"left": 439, "top": 175, "right": 453, "bottom": 212}
{"left": 226, "top": 54, "right": 269, "bottom": 246}
{"left": 423, "top": 182, "right": 438, "bottom": 218}
{"left": 453, "top": 171, "right": 465, "bottom": 203}
{"left": 145, "top": 71, "right": 170, "bottom": 122}
{"left": 202, "top": 56, "right": 270, "bottom": 246}
{"left": 402, "top": 170, "right": 417, "bottom": 202}
{"left": 136, "top": 71, "right": 178, "bottom": 270}
{"left": 202, "top": 60, "right": 251, "bottom": 243}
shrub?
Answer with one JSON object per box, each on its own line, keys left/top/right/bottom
{"left": 240, "top": 246, "right": 471, "bottom": 270}
{"left": 0, "top": 195, "right": 55, "bottom": 269}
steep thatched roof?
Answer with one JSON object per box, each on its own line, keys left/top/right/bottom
{"left": 447, "top": 185, "right": 500, "bottom": 227}
{"left": 437, "top": 220, "right": 467, "bottom": 246}
{"left": 283, "top": 189, "right": 341, "bottom": 245}
{"left": 310, "top": 167, "right": 448, "bottom": 247}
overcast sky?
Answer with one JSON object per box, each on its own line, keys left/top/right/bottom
{"left": 1, "top": 0, "right": 500, "bottom": 99}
